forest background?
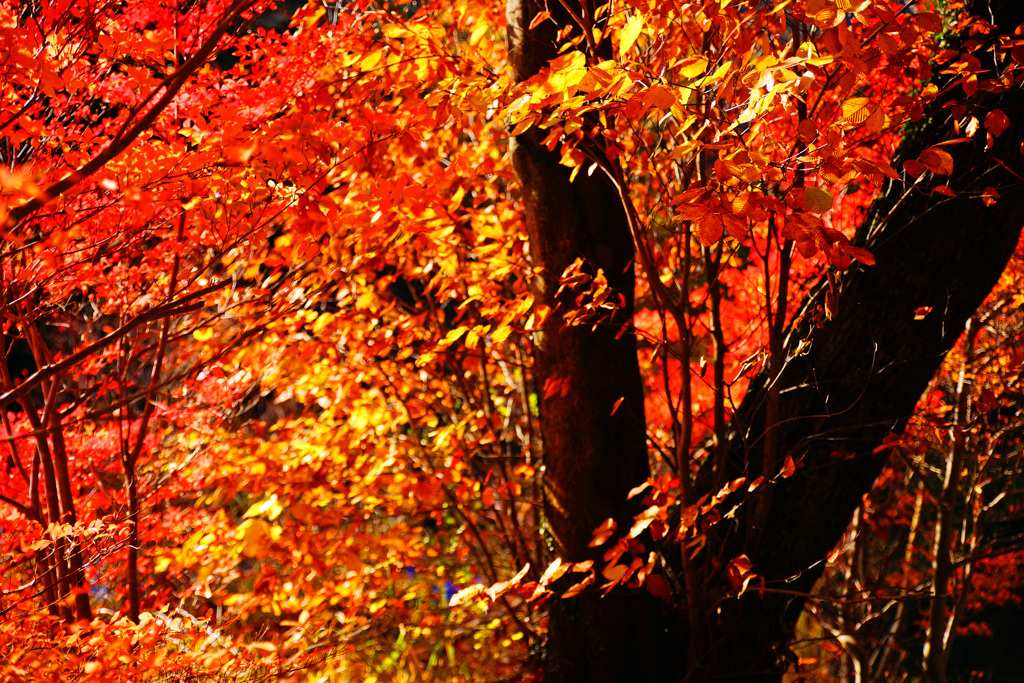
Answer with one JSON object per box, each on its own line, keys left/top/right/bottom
{"left": 2, "top": 0, "right": 1024, "bottom": 680}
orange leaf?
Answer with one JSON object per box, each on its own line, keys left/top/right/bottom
{"left": 725, "top": 555, "right": 755, "bottom": 593}
{"left": 781, "top": 455, "right": 797, "bottom": 478}
{"left": 562, "top": 572, "right": 594, "bottom": 599}
{"left": 610, "top": 396, "right": 625, "bottom": 415}
{"left": 627, "top": 481, "right": 650, "bottom": 499}
{"left": 589, "top": 518, "right": 617, "bottom": 547}
{"left": 919, "top": 147, "right": 954, "bottom": 175}
{"left": 803, "top": 186, "right": 833, "bottom": 213}
{"left": 914, "top": 306, "right": 933, "bottom": 320}
{"left": 602, "top": 562, "right": 627, "bottom": 582}
{"left": 696, "top": 212, "right": 723, "bottom": 246}
{"left": 842, "top": 244, "right": 875, "bottom": 266}
{"left": 539, "top": 558, "right": 570, "bottom": 586}
{"left": 643, "top": 84, "right": 676, "bottom": 110}
{"left": 985, "top": 109, "right": 1010, "bottom": 137}
{"left": 878, "top": 33, "right": 901, "bottom": 57}
{"left": 528, "top": 10, "right": 551, "bottom": 30}
{"left": 796, "top": 119, "right": 817, "bottom": 143}
{"left": 865, "top": 106, "right": 885, "bottom": 134}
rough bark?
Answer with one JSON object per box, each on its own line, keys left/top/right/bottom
{"left": 507, "top": 0, "right": 674, "bottom": 680}
{"left": 702, "top": 2, "right": 1024, "bottom": 678}
{"left": 509, "top": 0, "right": 1024, "bottom": 679}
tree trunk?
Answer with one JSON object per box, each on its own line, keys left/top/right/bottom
{"left": 703, "top": 2, "right": 1024, "bottom": 678}
{"left": 506, "top": 1, "right": 675, "bottom": 680}
{"left": 508, "top": 0, "right": 1024, "bottom": 679}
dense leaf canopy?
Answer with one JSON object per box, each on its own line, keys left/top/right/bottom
{"left": 1, "top": 0, "right": 1023, "bottom": 680}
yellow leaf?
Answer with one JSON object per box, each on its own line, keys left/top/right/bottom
{"left": 491, "top": 325, "right": 512, "bottom": 344}
{"left": 842, "top": 97, "right": 871, "bottom": 123}
{"left": 486, "top": 563, "right": 530, "bottom": 601}
{"left": 677, "top": 55, "right": 709, "bottom": 79}
{"left": 619, "top": 14, "right": 643, "bottom": 59}
{"left": 358, "top": 49, "right": 383, "bottom": 72}
{"left": 469, "top": 24, "right": 488, "bottom": 46}
{"left": 244, "top": 494, "right": 284, "bottom": 521}
{"left": 442, "top": 327, "right": 468, "bottom": 346}
{"left": 509, "top": 116, "right": 535, "bottom": 137}
{"left": 193, "top": 327, "right": 215, "bottom": 342}
{"left": 628, "top": 505, "right": 661, "bottom": 538}
{"left": 699, "top": 60, "right": 732, "bottom": 87}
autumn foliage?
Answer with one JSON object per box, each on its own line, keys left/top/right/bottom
{"left": 1, "top": 0, "right": 1023, "bottom": 680}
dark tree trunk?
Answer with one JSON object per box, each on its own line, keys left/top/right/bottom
{"left": 508, "top": 0, "right": 1024, "bottom": 679}
{"left": 702, "top": 2, "right": 1024, "bottom": 679}
{"left": 506, "top": 1, "right": 674, "bottom": 681}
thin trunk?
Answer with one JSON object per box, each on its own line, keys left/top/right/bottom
{"left": 26, "top": 327, "right": 91, "bottom": 621}
{"left": 120, "top": 212, "right": 183, "bottom": 622}
{"left": 18, "top": 378, "right": 71, "bottom": 619}
{"left": 924, "top": 319, "right": 977, "bottom": 681}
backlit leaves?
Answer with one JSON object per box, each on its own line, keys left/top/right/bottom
{"left": 804, "top": 187, "right": 834, "bottom": 214}
{"left": 620, "top": 14, "right": 644, "bottom": 58}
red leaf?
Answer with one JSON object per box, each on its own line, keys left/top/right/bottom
{"left": 842, "top": 244, "right": 876, "bottom": 266}
{"left": 645, "top": 574, "right": 673, "bottom": 601}
{"left": 903, "top": 159, "right": 927, "bottom": 177}
{"left": 914, "top": 12, "right": 943, "bottom": 32}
